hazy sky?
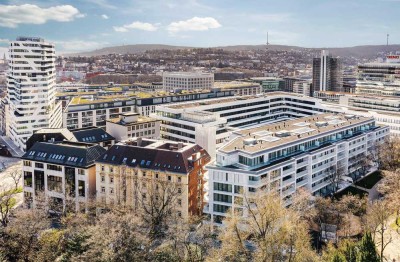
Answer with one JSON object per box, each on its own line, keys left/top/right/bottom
{"left": 0, "top": 0, "right": 399, "bottom": 54}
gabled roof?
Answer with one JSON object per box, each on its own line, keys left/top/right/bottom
{"left": 71, "top": 127, "right": 115, "bottom": 143}
{"left": 96, "top": 143, "right": 209, "bottom": 174}
{"left": 22, "top": 141, "right": 106, "bottom": 168}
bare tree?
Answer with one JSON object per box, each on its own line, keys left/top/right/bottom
{"left": 7, "top": 165, "right": 22, "bottom": 190}
{"left": 377, "top": 136, "right": 400, "bottom": 172}
{"left": 0, "top": 208, "right": 51, "bottom": 261}
{"left": 329, "top": 164, "right": 347, "bottom": 192}
{"left": 211, "top": 191, "right": 318, "bottom": 262}
{"left": 364, "top": 200, "right": 393, "bottom": 262}
{"left": 0, "top": 165, "right": 22, "bottom": 227}
{"left": 379, "top": 170, "right": 400, "bottom": 227}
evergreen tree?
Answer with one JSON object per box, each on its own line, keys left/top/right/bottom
{"left": 358, "top": 232, "right": 380, "bottom": 262}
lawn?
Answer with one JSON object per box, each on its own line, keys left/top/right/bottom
{"left": 355, "top": 171, "right": 383, "bottom": 189}
{"left": 334, "top": 186, "right": 369, "bottom": 199}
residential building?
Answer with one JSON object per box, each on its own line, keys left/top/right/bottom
{"left": 205, "top": 113, "right": 389, "bottom": 224}
{"left": 153, "top": 92, "right": 327, "bottom": 157}
{"left": 163, "top": 72, "right": 214, "bottom": 91}
{"left": 95, "top": 138, "right": 211, "bottom": 220}
{"left": 312, "top": 50, "right": 343, "bottom": 93}
{"left": 134, "top": 90, "right": 234, "bottom": 117}
{"left": 7, "top": 37, "right": 62, "bottom": 150}
{"left": 106, "top": 113, "right": 160, "bottom": 142}
{"left": 26, "top": 127, "right": 115, "bottom": 150}
{"left": 63, "top": 97, "right": 135, "bottom": 129}
{"left": 22, "top": 141, "right": 106, "bottom": 212}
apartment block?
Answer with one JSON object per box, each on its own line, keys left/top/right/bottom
{"left": 205, "top": 113, "right": 389, "bottom": 224}
{"left": 153, "top": 92, "right": 327, "bottom": 157}
{"left": 63, "top": 97, "right": 135, "bottom": 129}
{"left": 95, "top": 138, "right": 211, "bottom": 219}
{"left": 26, "top": 127, "right": 115, "bottom": 150}
{"left": 106, "top": 113, "right": 160, "bottom": 141}
{"left": 22, "top": 141, "right": 106, "bottom": 212}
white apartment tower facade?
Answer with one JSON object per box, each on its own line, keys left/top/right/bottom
{"left": 7, "top": 37, "right": 62, "bottom": 150}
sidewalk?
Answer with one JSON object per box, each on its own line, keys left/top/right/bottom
{"left": 0, "top": 136, "right": 24, "bottom": 157}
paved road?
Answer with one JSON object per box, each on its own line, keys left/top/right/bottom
{"left": 0, "top": 136, "right": 24, "bottom": 157}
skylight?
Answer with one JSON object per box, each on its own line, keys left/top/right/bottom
{"left": 259, "top": 136, "right": 281, "bottom": 142}
{"left": 292, "top": 127, "right": 316, "bottom": 135}
{"left": 253, "top": 130, "right": 273, "bottom": 137}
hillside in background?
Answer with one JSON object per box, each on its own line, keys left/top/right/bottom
{"left": 69, "top": 44, "right": 400, "bottom": 59}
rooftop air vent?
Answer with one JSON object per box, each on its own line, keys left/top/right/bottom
{"left": 315, "top": 121, "right": 328, "bottom": 127}
{"left": 243, "top": 138, "right": 257, "bottom": 146}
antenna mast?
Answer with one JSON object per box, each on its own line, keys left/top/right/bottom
{"left": 266, "top": 32, "right": 270, "bottom": 50}
{"left": 387, "top": 34, "right": 389, "bottom": 46}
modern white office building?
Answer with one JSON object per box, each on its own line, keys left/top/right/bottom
{"left": 163, "top": 72, "right": 214, "bottom": 91}
{"left": 7, "top": 37, "right": 62, "bottom": 150}
{"left": 205, "top": 113, "right": 389, "bottom": 224}
{"left": 356, "top": 54, "right": 400, "bottom": 96}
{"left": 318, "top": 94, "right": 400, "bottom": 135}
{"left": 153, "top": 92, "right": 327, "bottom": 157}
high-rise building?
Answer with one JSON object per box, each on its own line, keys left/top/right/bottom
{"left": 312, "top": 50, "right": 343, "bottom": 94}
{"left": 7, "top": 37, "right": 62, "bottom": 150}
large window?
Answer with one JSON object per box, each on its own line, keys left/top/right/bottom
{"left": 48, "top": 175, "right": 62, "bottom": 193}
{"left": 239, "top": 155, "right": 264, "bottom": 166}
{"left": 214, "top": 182, "right": 232, "bottom": 192}
{"left": 213, "top": 204, "right": 230, "bottom": 213}
{"left": 47, "top": 164, "right": 62, "bottom": 172}
{"left": 214, "top": 193, "right": 232, "bottom": 203}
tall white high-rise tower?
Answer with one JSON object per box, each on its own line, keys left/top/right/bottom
{"left": 6, "top": 37, "right": 62, "bottom": 150}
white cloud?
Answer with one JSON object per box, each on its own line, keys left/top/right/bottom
{"left": 113, "top": 21, "right": 158, "bottom": 32}
{"left": 167, "top": 17, "right": 221, "bottom": 33}
{"left": 0, "top": 38, "right": 9, "bottom": 43}
{"left": 83, "top": 0, "right": 116, "bottom": 9}
{"left": 0, "top": 4, "right": 84, "bottom": 28}
{"left": 101, "top": 14, "right": 109, "bottom": 19}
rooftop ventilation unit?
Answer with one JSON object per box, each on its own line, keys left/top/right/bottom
{"left": 345, "top": 114, "right": 355, "bottom": 119}
{"left": 275, "top": 130, "right": 291, "bottom": 137}
{"left": 315, "top": 121, "right": 328, "bottom": 127}
{"left": 243, "top": 138, "right": 257, "bottom": 146}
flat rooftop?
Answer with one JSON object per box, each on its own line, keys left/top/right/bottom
{"left": 107, "top": 115, "right": 158, "bottom": 125}
{"left": 213, "top": 81, "right": 260, "bottom": 89}
{"left": 220, "top": 113, "right": 374, "bottom": 154}
{"left": 167, "top": 92, "right": 308, "bottom": 110}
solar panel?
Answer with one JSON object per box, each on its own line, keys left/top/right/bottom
{"left": 146, "top": 161, "right": 151, "bottom": 166}
{"left": 140, "top": 160, "right": 145, "bottom": 166}
{"left": 103, "top": 154, "right": 108, "bottom": 160}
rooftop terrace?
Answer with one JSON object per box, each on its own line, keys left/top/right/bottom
{"left": 219, "top": 113, "right": 375, "bottom": 153}
{"left": 167, "top": 92, "right": 308, "bottom": 110}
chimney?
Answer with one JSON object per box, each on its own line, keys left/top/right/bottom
{"left": 137, "top": 137, "right": 142, "bottom": 146}
{"left": 178, "top": 142, "right": 183, "bottom": 150}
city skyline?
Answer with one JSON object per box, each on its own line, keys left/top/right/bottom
{"left": 0, "top": 0, "right": 399, "bottom": 55}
